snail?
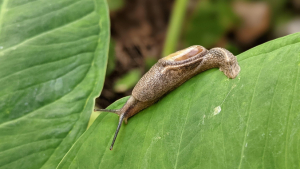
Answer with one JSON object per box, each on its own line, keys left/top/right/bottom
{"left": 95, "top": 45, "right": 240, "bottom": 150}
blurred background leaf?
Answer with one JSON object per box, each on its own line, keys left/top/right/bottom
{"left": 114, "top": 69, "right": 141, "bottom": 93}
{"left": 184, "top": 0, "right": 238, "bottom": 48}
{"left": 106, "top": 40, "right": 116, "bottom": 76}
{"left": 107, "top": 0, "right": 124, "bottom": 11}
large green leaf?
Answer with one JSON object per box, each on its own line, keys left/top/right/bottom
{"left": 0, "top": 0, "right": 109, "bottom": 168}
{"left": 58, "top": 32, "right": 300, "bottom": 169}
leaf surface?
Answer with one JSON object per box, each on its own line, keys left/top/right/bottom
{"left": 61, "top": 32, "right": 300, "bottom": 169}
{"left": 0, "top": 0, "right": 109, "bottom": 168}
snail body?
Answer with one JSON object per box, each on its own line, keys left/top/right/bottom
{"left": 95, "top": 45, "right": 240, "bottom": 150}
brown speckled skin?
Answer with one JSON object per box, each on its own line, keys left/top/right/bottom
{"left": 119, "top": 45, "right": 240, "bottom": 122}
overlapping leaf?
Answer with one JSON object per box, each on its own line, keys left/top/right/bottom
{"left": 0, "top": 0, "right": 109, "bottom": 168}
{"left": 58, "top": 33, "right": 300, "bottom": 169}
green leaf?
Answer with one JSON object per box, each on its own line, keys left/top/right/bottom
{"left": 58, "top": 32, "right": 300, "bottom": 169}
{"left": 0, "top": 0, "right": 109, "bottom": 168}
{"left": 114, "top": 69, "right": 141, "bottom": 93}
{"left": 106, "top": 39, "right": 116, "bottom": 76}
{"left": 107, "top": 0, "right": 124, "bottom": 11}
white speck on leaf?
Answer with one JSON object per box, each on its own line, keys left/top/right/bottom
{"left": 245, "top": 143, "right": 248, "bottom": 147}
{"left": 154, "top": 136, "right": 161, "bottom": 140}
{"left": 213, "top": 106, "right": 221, "bottom": 115}
{"left": 0, "top": 46, "right": 3, "bottom": 49}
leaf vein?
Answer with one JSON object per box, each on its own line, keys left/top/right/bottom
{"left": 0, "top": 11, "right": 95, "bottom": 54}
{"left": 4, "top": 0, "right": 85, "bottom": 28}
{"left": 0, "top": 63, "right": 91, "bottom": 127}
{"left": 0, "top": 138, "right": 62, "bottom": 154}
{"left": 261, "top": 52, "right": 286, "bottom": 169}
{"left": 174, "top": 82, "right": 195, "bottom": 169}
{"left": 0, "top": 51, "right": 94, "bottom": 83}
{"left": 284, "top": 54, "right": 300, "bottom": 168}
{"left": 0, "top": 148, "right": 55, "bottom": 168}
{"left": 238, "top": 56, "right": 267, "bottom": 169}
{"left": 6, "top": 0, "right": 40, "bottom": 10}
{"left": 0, "top": 0, "right": 8, "bottom": 35}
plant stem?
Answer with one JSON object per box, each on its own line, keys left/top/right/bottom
{"left": 162, "top": 0, "right": 189, "bottom": 57}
